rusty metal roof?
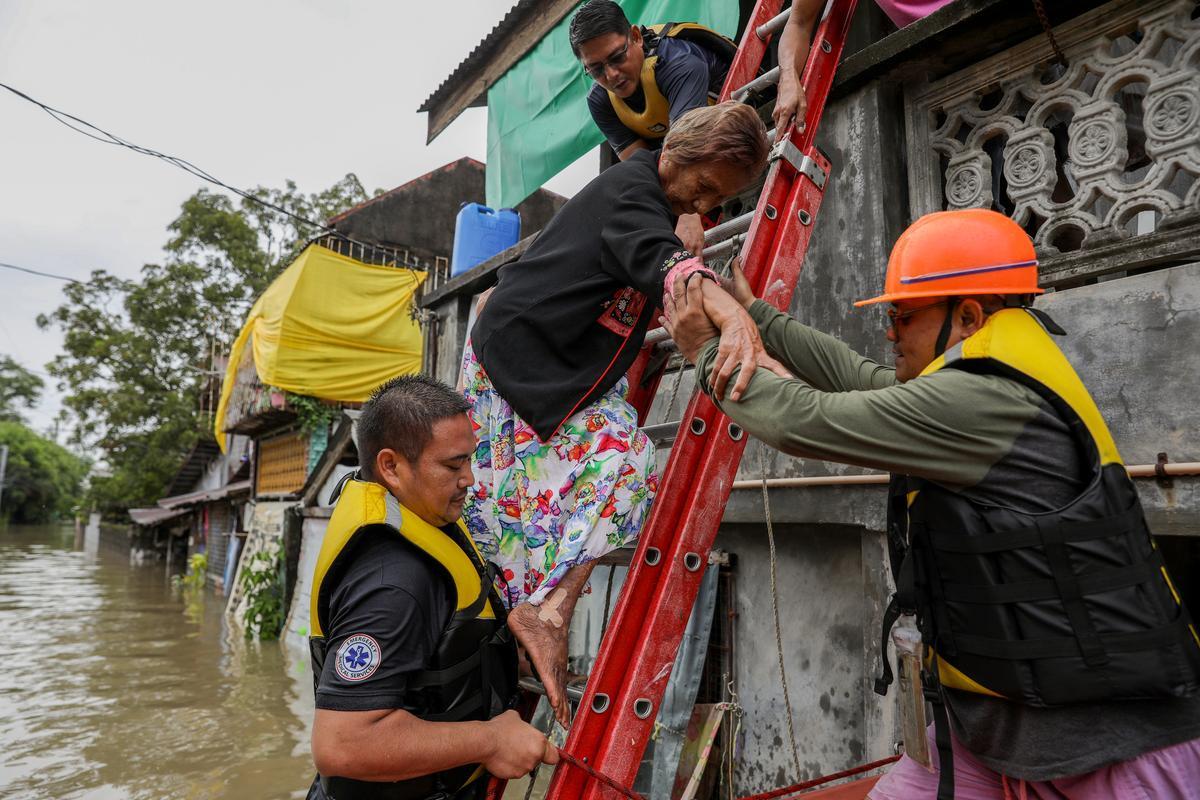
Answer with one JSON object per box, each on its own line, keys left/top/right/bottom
{"left": 418, "top": 1, "right": 538, "bottom": 115}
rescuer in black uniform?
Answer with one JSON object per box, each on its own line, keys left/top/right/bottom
{"left": 306, "top": 374, "right": 557, "bottom": 800}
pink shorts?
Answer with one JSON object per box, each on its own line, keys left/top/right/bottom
{"left": 869, "top": 727, "right": 1200, "bottom": 799}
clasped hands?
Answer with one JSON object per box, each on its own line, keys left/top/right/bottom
{"left": 660, "top": 259, "right": 791, "bottom": 402}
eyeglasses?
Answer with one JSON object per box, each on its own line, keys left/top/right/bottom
{"left": 886, "top": 300, "right": 950, "bottom": 328}
{"left": 583, "top": 39, "right": 631, "bottom": 79}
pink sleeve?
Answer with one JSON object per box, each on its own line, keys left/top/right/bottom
{"left": 662, "top": 256, "right": 719, "bottom": 308}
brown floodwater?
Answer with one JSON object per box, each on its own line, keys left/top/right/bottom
{"left": 0, "top": 524, "right": 315, "bottom": 800}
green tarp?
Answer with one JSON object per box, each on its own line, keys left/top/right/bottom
{"left": 485, "top": 0, "right": 738, "bottom": 210}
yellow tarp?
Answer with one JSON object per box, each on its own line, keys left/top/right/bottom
{"left": 214, "top": 244, "right": 426, "bottom": 449}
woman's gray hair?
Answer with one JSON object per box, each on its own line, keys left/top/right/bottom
{"left": 662, "top": 101, "right": 769, "bottom": 176}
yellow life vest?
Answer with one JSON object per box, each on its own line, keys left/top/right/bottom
{"left": 310, "top": 478, "right": 497, "bottom": 637}
{"left": 608, "top": 22, "right": 737, "bottom": 140}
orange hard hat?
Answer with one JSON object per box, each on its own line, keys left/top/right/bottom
{"left": 854, "top": 209, "right": 1042, "bottom": 307}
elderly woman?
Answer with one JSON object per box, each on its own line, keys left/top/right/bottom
{"left": 461, "top": 101, "right": 774, "bottom": 725}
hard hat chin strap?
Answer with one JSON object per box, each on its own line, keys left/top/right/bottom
{"left": 934, "top": 297, "right": 959, "bottom": 357}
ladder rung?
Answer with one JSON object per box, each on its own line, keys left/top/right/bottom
{"left": 642, "top": 420, "right": 681, "bottom": 447}
{"left": 756, "top": 7, "right": 791, "bottom": 39}
{"left": 732, "top": 66, "right": 781, "bottom": 101}
{"left": 519, "top": 676, "right": 587, "bottom": 703}
{"left": 703, "top": 210, "right": 755, "bottom": 245}
{"left": 643, "top": 328, "right": 671, "bottom": 346}
{"left": 702, "top": 236, "right": 741, "bottom": 260}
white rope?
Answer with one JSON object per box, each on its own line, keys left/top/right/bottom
{"left": 759, "top": 444, "right": 802, "bottom": 780}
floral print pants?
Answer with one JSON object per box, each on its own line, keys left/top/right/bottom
{"left": 460, "top": 340, "right": 658, "bottom": 608}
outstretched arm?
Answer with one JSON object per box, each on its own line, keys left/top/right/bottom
{"left": 718, "top": 258, "right": 894, "bottom": 392}
{"left": 773, "top": 0, "right": 826, "bottom": 141}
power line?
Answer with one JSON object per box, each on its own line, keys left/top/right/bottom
{"left": 0, "top": 81, "right": 337, "bottom": 237}
{"left": 0, "top": 261, "right": 83, "bottom": 283}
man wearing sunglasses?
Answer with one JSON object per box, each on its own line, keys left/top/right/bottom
{"left": 569, "top": 0, "right": 735, "bottom": 255}
{"left": 663, "top": 208, "right": 1200, "bottom": 799}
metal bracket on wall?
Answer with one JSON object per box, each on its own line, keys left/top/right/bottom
{"left": 1155, "top": 452, "right": 1174, "bottom": 489}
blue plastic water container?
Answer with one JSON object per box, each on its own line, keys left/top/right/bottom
{"left": 451, "top": 203, "right": 521, "bottom": 277}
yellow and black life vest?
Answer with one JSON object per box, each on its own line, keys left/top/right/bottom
{"left": 607, "top": 22, "right": 737, "bottom": 140}
{"left": 884, "top": 307, "right": 1200, "bottom": 702}
{"left": 876, "top": 308, "right": 1200, "bottom": 796}
{"left": 309, "top": 477, "right": 517, "bottom": 800}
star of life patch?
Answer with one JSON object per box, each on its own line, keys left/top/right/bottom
{"left": 335, "top": 633, "right": 381, "bottom": 682}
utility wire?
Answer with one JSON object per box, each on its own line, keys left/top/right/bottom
{"left": 0, "top": 261, "right": 83, "bottom": 284}
{"left": 0, "top": 81, "right": 340, "bottom": 238}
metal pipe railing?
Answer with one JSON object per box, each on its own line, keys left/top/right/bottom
{"left": 728, "top": 462, "right": 1200, "bottom": 490}
{"left": 703, "top": 210, "right": 756, "bottom": 245}
{"left": 756, "top": 7, "right": 791, "bottom": 40}
{"left": 732, "top": 66, "right": 781, "bottom": 101}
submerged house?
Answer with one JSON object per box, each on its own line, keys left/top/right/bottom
{"left": 128, "top": 364, "right": 253, "bottom": 586}
{"left": 418, "top": 0, "right": 1200, "bottom": 795}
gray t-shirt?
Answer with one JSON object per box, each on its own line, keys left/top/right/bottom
{"left": 696, "top": 300, "right": 1200, "bottom": 780}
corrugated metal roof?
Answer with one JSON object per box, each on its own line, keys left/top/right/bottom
{"left": 129, "top": 506, "right": 191, "bottom": 526}
{"left": 156, "top": 480, "right": 253, "bottom": 510}
{"left": 418, "top": 1, "right": 539, "bottom": 114}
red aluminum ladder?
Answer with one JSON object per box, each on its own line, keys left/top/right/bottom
{"left": 493, "top": 1, "right": 862, "bottom": 796}
{"left": 550, "top": 1, "right": 861, "bottom": 796}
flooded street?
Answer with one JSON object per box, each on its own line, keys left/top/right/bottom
{"left": 0, "top": 524, "right": 315, "bottom": 800}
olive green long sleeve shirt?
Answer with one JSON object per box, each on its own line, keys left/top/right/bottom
{"left": 695, "top": 300, "right": 1080, "bottom": 503}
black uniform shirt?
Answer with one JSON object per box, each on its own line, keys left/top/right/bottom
{"left": 315, "top": 527, "right": 454, "bottom": 712}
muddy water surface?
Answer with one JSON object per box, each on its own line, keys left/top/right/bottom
{"left": 0, "top": 524, "right": 314, "bottom": 799}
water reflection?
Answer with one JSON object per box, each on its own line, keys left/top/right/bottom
{"left": 0, "top": 524, "right": 314, "bottom": 799}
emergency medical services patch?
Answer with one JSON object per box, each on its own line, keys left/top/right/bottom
{"left": 335, "top": 633, "right": 381, "bottom": 681}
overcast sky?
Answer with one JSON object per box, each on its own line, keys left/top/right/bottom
{"left": 1, "top": 0, "right": 596, "bottom": 437}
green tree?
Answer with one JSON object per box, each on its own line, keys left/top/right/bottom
{"left": 38, "top": 175, "right": 373, "bottom": 516}
{"left": 0, "top": 421, "right": 88, "bottom": 523}
{"left": 0, "top": 357, "right": 45, "bottom": 423}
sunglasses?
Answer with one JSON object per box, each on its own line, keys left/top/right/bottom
{"left": 584, "top": 39, "right": 631, "bottom": 79}
{"left": 886, "top": 300, "right": 951, "bottom": 328}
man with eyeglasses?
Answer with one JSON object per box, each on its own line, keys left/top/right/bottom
{"left": 662, "top": 208, "right": 1200, "bottom": 799}
{"left": 569, "top": 0, "right": 735, "bottom": 255}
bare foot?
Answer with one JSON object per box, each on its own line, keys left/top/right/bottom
{"left": 507, "top": 562, "right": 597, "bottom": 727}
{"left": 509, "top": 601, "right": 570, "bottom": 726}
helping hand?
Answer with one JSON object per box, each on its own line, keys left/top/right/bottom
{"left": 674, "top": 214, "right": 707, "bottom": 261}
{"left": 773, "top": 72, "right": 808, "bottom": 143}
{"left": 661, "top": 275, "right": 792, "bottom": 402}
{"left": 482, "top": 710, "right": 560, "bottom": 779}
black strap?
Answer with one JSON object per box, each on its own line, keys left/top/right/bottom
{"left": 409, "top": 651, "right": 482, "bottom": 690}
{"left": 424, "top": 693, "right": 485, "bottom": 722}
{"left": 953, "top": 615, "right": 1190, "bottom": 660}
{"left": 930, "top": 686, "right": 955, "bottom": 800}
{"left": 874, "top": 595, "right": 901, "bottom": 696}
{"left": 876, "top": 543, "right": 922, "bottom": 696}
{"left": 928, "top": 505, "right": 1143, "bottom": 554}
{"left": 1026, "top": 306, "right": 1067, "bottom": 335}
{"left": 940, "top": 555, "right": 1161, "bottom": 604}
{"left": 1036, "top": 517, "right": 1109, "bottom": 667}
{"left": 933, "top": 298, "right": 959, "bottom": 357}
{"left": 328, "top": 470, "right": 359, "bottom": 504}
{"left": 449, "top": 573, "right": 491, "bottom": 622}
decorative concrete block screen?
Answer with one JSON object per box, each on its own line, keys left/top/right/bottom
{"left": 905, "top": 0, "right": 1200, "bottom": 285}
